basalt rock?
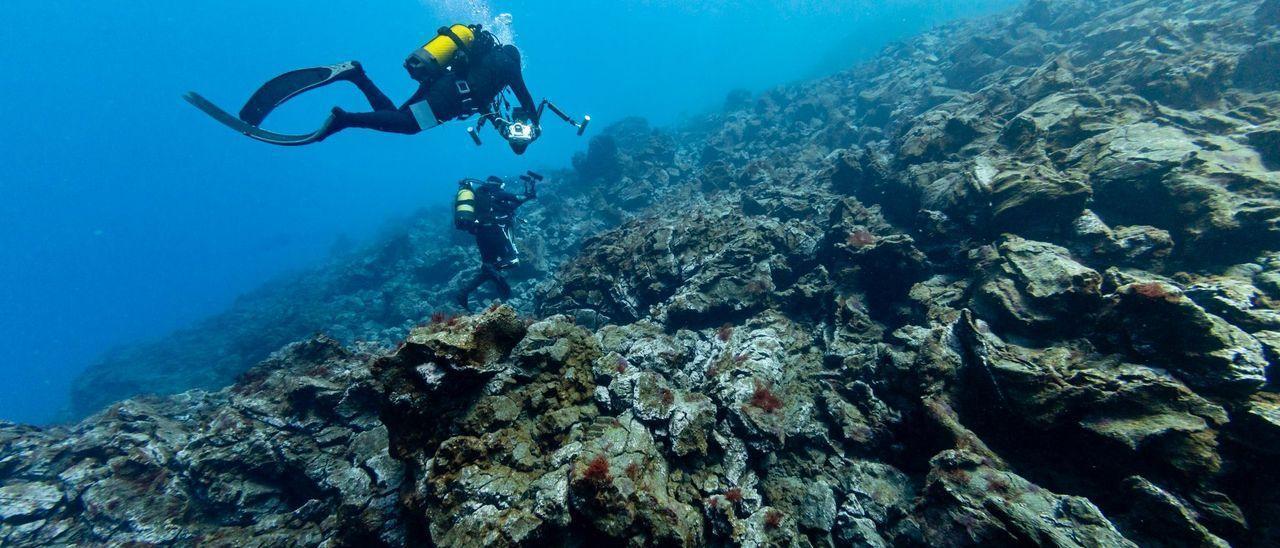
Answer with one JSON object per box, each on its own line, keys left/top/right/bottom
{"left": 1248, "top": 126, "right": 1280, "bottom": 170}
{"left": 1, "top": 337, "right": 403, "bottom": 546}
{"left": 914, "top": 450, "right": 1135, "bottom": 547}
{"left": 956, "top": 312, "right": 1229, "bottom": 483}
{"left": 1069, "top": 210, "right": 1175, "bottom": 270}
{"left": 1107, "top": 281, "right": 1269, "bottom": 394}
{"left": 1120, "top": 476, "right": 1232, "bottom": 548}
{"left": 540, "top": 205, "right": 824, "bottom": 330}
{"left": 970, "top": 236, "right": 1104, "bottom": 336}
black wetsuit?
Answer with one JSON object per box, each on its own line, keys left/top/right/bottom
{"left": 328, "top": 41, "right": 537, "bottom": 137}
{"left": 458, "top": 183, "right": 534, "bottom": 308}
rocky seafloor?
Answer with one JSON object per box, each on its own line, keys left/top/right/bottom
{"left": 7, "top": 0, "right": 1280, "bottom": 545}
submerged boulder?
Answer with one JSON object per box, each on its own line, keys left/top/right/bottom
{"left": 914, "top": 450, "right": 1134, "bottom": 547}
{"left": 957, "top": 313, "right": 1229, "bottom": 481}
{"left": 1109, "top": 281, "right": 1269, "bottom": 394}
{"left": 1070, "top": 210, "right": 1174, "bottom": 269}
{"left": 971, "top": 236, "right": 1103, "bottom": 336}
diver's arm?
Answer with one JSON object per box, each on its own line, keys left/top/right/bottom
{"left": 493, "top": 190, "right": 532, "bottom": 208}
{"left": 509, "top": 178, "right": 537, "bottom": 204}
{"left": 504, "top": 46, "right": 540, "bottom": 124}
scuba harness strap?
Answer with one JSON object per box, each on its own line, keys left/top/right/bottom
{"left": 438, "top": 26, "right": 484, "bottom": 112}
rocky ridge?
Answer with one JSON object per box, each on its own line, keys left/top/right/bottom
{"left": 9, "top": 0, "right": 1280, "bottom": 545}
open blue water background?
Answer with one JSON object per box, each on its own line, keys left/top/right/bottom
{"left": 0, "top": 0, "right": 1015, "bottom": 424}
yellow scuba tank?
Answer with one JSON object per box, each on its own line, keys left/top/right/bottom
{"left": 406, "top": 25, "right": 477, "bottom": 82}
{"left": 454, "top": 179, "right": 478, "bottom": 231}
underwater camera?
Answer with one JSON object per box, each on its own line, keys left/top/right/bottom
{"left": 468, "top": 99, "right": 591, "bottom": 148}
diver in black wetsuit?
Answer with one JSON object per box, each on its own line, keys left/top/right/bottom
{"left": 187, "top": 24, "right": 544, "bottom": 154}
{"left": 322, "top": 27, "right": 542, "bottom": 153}
{"left": 456, "top": 175, "right": 538, "bottom": 310}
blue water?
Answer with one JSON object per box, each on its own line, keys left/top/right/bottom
{"left": 0, "top": 0, "right": 1016, "bottom": 425}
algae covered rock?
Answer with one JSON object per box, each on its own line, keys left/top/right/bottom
{"left": 1121, "top": 476, "right": 1231, "bottom": 548}
{"left": 1230, "top": 392, "right": 1280, "bottom": 455}
{"left": 1070, "top": 210, "right": 1174, "bottom": 269}
{"left": 971, "top": 236, "right": 1103, "bottom": 336}
{"left": 564, "top": 417, "right": 703, "bottom": 545}
{"left": 914, "top": 450, "right": 1135, "bottom": 547}
{"left": 957, "top": 313, "right": 1229, "bottom": 480}
{"left": 1110, "top": 281, "right": 1269, "bottom": 393}
{"left": 374, "top": 310, "right": 600, "bottom": 547}
{"left": 1, "top": 337, "right": 404, "bottom": 547}
{"left": 0, "top": 482, "right": 62, "bottom": 522}
{"left": 987, "top": 160, "right": 1092, "bottom": 234}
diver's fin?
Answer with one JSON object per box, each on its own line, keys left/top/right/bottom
{"left": 238, "top": 61, "right": 361, "bottom": 126}
{"left": 184, "top": 92, "right": 332, "bottom": 146}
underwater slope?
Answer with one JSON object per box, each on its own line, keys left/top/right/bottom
{"left": 66, "top": 116, "right": 680, "bottom": 420}
{"left": 387, "top": 0, "right": 1280, "bottom": 544}
{"left": 7, "top": 0, "right": 1280, "bottom": 545}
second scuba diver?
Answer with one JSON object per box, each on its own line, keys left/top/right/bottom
{"left": 185, "top": 24, "right": 546, "bottom": 154}
{"left": 455, "top": 173, "right": 541, "bottom": 310}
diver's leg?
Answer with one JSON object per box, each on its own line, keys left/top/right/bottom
{"left": 457, "top": 267, "right": 486, "bottom": 311}
{"left": 457, "top": 231, "right": 499, "bottom": 310}
{"left": 347, "top": 67, "right": 397, "bottom": 111}
{"left": 319, "top": 80, "right": 435, "bottom": 138}
{"left": 476, "top": 227, "right": 506, "bottom": 265}
{"left": 495, "top": 226, "right": 520, "bottom": 269}
{"left": 327, "top": 109, "right": 423, "bottom": 135}
{"left": 488, "top": 265, "right": 512, "bottom": 300}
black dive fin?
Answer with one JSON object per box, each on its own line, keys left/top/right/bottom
{"left": 238, "top": 62, "right": 360, "bottom": 126}
{"left": 184, "top": 92, "right": 332, "bottom": 146}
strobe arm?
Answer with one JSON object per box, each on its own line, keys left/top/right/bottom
{"left": 539, "top": 100, "right": 591, "bottom": 136}
{"left": 519, "top": 170, "right": 543, "bottom": 199}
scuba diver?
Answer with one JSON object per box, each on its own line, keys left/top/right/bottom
{"left": 185, "top": 24, "right": 589, "bottom": 154}
{"left": 455, "top": 172, "right": 542, "bottom": 310}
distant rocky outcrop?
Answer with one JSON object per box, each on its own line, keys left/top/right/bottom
{"left": 11, "top": 0, "right": 1280, "bottom": 545}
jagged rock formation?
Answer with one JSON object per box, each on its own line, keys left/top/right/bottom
{"left": 8, "top": 0, "right": 1280, "bottom": 545}
{"left": 1, "top": 338, "right": 404, "bottom": 546}
{"left": 529, "top": 0, "right": 1280, "bottom": 543}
